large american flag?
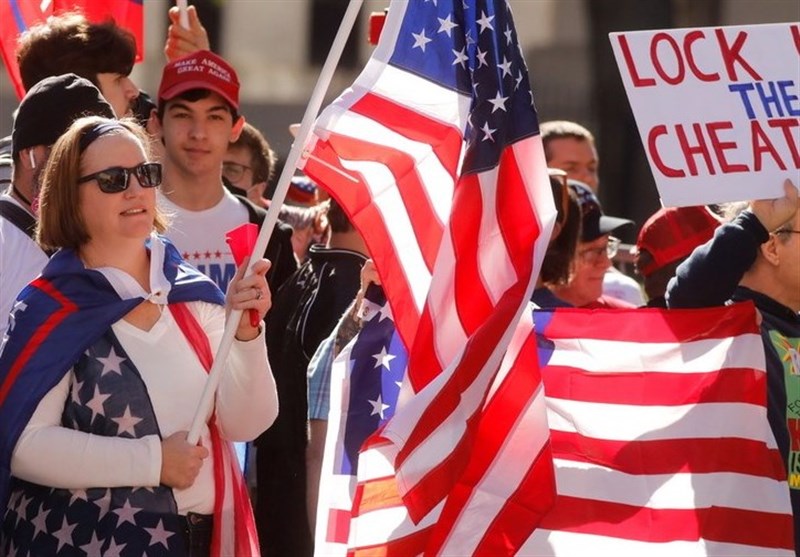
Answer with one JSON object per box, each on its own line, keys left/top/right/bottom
{"left": 301, "top": 0, "right": 557, "bottom": 549}
{"left": 0, "top": 0, "right": 144, "bottom": 99}
{"left": 522, "top": 304, "right": 794, "bottom": 556}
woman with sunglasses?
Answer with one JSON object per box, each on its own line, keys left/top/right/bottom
{"left": 0, "top": 116, "right": 277, "bottom": 556}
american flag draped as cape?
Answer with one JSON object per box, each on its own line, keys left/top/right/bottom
{"left": 0, "top": 236, "right": 262, "bottom": 556}
{"left": 0, "top": 0, "right": 144, "bottom": 99}
{"left": 302, "top": 0, "right": 558, "bottom": 553}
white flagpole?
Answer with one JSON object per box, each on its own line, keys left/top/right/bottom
{"left": 176, "top": 0, "right": 190, "bottom": 29}
{"left": 187, "top": 0, "right": 365, "bottom": 445}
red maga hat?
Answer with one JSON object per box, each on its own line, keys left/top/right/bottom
{"left": 158, "top": 50, "right": 239, "bottom": 111}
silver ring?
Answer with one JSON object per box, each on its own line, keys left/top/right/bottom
{"left": 255, "top": 288, "right": 263, "bottom": 301}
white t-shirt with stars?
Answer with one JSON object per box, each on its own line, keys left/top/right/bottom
{"left": 159, "top": 190, "right": 250, "bottom": 295}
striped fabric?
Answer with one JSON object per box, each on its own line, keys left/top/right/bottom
{"left": 302, "top": 0, "right": 557, "bottom": 553}
{"left": 522, "top": 304, "right": 794, "bottom": 556}
{"left": 343, "top": 309, "right": 555, "bottom": 556}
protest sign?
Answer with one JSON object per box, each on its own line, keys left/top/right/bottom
{"left": 611, "top": 23, "right": 800, "bottom": 207}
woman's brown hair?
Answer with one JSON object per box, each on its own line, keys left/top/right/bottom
{"left": 36, "top": 116, "right": 167, "bottom": 251}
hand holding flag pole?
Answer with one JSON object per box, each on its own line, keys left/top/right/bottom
{"left": 186, "top": 0, "right": 365, "bottom": 445}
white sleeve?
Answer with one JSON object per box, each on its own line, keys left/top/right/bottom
{"left": 197, "top": 302, "right": 278, "bottom": 441}
{"left": 10, "top": 370, "right": 162, "bottom": 489}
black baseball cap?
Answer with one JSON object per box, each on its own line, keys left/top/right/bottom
{"left": 12, "top": 73, "right": 115, "bottom": 159}
{"left": 569, "top": 180, "right": 633, "bottom": 242}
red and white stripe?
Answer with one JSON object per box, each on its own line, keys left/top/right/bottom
{"left": 344, "top": 311, "right": 556, "bottom": 556}
{"left": 520, "top": 305, "right": 794, "bottom": 556}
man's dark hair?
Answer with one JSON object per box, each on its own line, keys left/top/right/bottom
{"left": 540, "top": 185, "right": 581, "bottom": 285}
{"left": 328, "top": 198, "right": 354, "bottom": 234}
{"left": 156, "top": 89, "right": 240, "bottom": 122}
{"left": 231, "top": 122, "right": 276, "bottom": 185}
{"left": 17, "top": 12, "right": 136, "bottom": 91}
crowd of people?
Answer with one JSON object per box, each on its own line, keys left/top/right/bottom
{"left": 0, "top": 6, "right": 797, "bottom": 557}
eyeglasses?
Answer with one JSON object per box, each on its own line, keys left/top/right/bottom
{"left": 222, "top": 161, "right": 252, "bottom": 184}
{"left": 77, "top": 162, "right": 162, "bottom": 193}
{"left": 578, "top": 236, "right": 620, "bottom": 264}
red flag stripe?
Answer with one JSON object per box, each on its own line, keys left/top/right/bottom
{"left": 537, "top": 495, "right": 794, "bottom": 550}
{"left": 550, "top": 431, "right": 786, "bottom": 479}
{"left": 397, "top": 287, "right": 534, "bottom": 520}
{"left": 323, "top": 123, "right": 446, "bottom": 271}
{"left": 351, "top": 93, "right": 462, "bottom": 183}
{"left": 543, "top": 366, "right": 766, "bottom": 406}
{"left": 471, "top": 443, "right": 557, "bottom": 555}
{"left": 302, "top": 138, "right": 423, "bottom": 345}
{"left": 540, "top": 304, "right": 760, "bottom": 342}
{"left": 347, "top": 527, "right": 433, "bottom": 557}
{"left": 427, "top": 320, "right": 555, "bottom": 554}
{"left": 450, "top": 174, "right": 495, "bottom": 336}
{"left": 353, "top": 476, "right": 403, "bottom": 516}
{"left": 0, "top": 279, "right": 77, "bottom": 405}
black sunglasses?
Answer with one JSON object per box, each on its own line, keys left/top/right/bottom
{"left": 77, "top": 162, "right": 162, "bottom": 193}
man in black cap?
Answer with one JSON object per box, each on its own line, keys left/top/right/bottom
{"left": 0, "top": 73, "right": 114, "bottom": 339}
{"left": 551, "top": 181, "right": 636, "bottom": 308}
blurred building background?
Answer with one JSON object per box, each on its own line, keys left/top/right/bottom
{"left": 0, "top": 0, "right": 797, "bottom": 233}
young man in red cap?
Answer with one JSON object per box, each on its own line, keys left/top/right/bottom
{"left": 153, "top": 50, "right": 296, "bottom": 297}
{"left": 634, "top": 205, "right": 721, "bottom": 307}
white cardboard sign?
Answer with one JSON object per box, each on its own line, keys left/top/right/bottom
{"left": 610, "top": 23, "right": 800, "bottom": 207}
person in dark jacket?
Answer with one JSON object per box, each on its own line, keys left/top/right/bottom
{"left": 256, "top": 198, "right": 368, "bottom": 557}
{"left": 667, "top": 179, "right": 800, "bottom": 553}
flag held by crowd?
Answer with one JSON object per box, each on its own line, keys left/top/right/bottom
{"left": 0, "top": 0, "right": 143, "bottom": 99}
{"left": 303, "top": 0, "right": 557, "bottom": 554}
{"left": 521, "top": 304, "right": 794, "bottom": 556}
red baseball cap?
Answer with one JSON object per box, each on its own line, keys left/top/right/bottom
{"left": 158, "top": 50, "right": 239, "bottom": 111}
{"left": 635, "top": 206, "right": 722, "bottom": 277}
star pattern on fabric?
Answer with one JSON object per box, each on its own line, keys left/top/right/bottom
{"left": 29, "top": 504, "right": 50, "bottom": 540}
{"left": 437, "top": 15, "right": 458, "bottom": 36}
{"left": 368, "top": 395, "right": 391, "bottom": 419}
{"left": 104, "top": 538, "right": 127, "bottom": 557}
{"left": 112, "top": 499, "right": 141, "bottom": 526}
{"left": 97, "top": 346, "right": 126, "bottom": 376}
{"left": 145, "top": 519, "right": 174, "bottom": 548}
{"left": 86, "top": 385, "right": 111, "bottom": 422}
{"left": 339, "top": 288, "right": 406, "bottom": 477}
{"left": 112, "top": 405, "right": 143, "bottom": 437}
{"left": 392, "top": 0, "right": 537, "bottom": 171}
{"left": 80, "top": 532, "right": 104, "bottom": 555}
{"left": 372, "top": 346, "right": 397, "bottom": 371}
{"left": 52, "top": 516, "right": 77, "bottom": 553}
{"left": 412, "top": 29, "right": 433, "bottom": 52}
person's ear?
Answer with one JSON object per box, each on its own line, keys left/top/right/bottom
{"left": 230, "top": 115, "right": 246, "bottom": 143}
{"left": 759, "top": 235, "right": 781, "bottom": 267}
